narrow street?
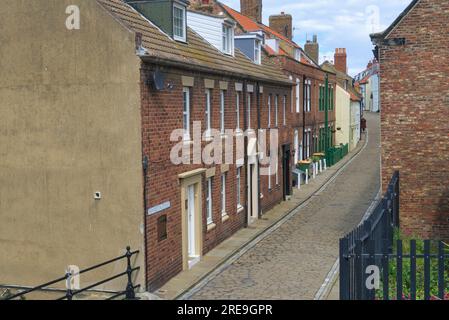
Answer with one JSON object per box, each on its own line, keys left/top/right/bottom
{"left": 189, "top": 113, "right": 381, "bottom": 300}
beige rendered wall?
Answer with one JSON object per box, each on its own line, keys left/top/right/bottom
{"left": 335, "top": 85, "right": 350, "bottom": 146}
{"left": 0, "top": 0, "right": 144, "bottom": 291}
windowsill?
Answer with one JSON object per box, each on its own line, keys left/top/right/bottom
{"left": 183, "top": 139, "right": 193, "bottom": 145}
{"left": 237, "top": 205, "right": 244, "bottom": 214}
{"left": 204, "top": 135, "right": 213, "bottom": 142}
{"left": 207, "top": 223, "right": 216, "bottom": 232}
{"left": 221, "top": 214, "right": 230, "bottom": 223}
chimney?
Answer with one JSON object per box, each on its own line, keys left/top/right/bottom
{"left": 304, "top": 35, "right": 319, "bottom": 64}
{"left": 269, "top": 12, "right": 293, "bottom": 40}
{"left": 240, "top": 0, "right": 263, "bottom": 23}
{"left": 334, "top": 48, "right": 347, "bottom": 74}
{"left": 189, "top": 0, "right": 214, "bottom": 13}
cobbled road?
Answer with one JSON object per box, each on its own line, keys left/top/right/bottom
{"left": 190, "top": 113, "right": 381, "bottom": 300}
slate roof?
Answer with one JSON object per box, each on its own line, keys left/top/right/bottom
{"left": 96, "top": 0, "right": 292, "bottom": 85}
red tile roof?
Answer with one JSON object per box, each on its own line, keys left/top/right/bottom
{"left": 220, "top": 4, "right": 300, "bottom": 49}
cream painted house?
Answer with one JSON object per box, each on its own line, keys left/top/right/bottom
{"left": 335, "top": 85, "right": 351, "bottom": 146}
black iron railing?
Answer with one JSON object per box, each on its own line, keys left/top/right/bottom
{"left": 6, "top": 246, "right": 140, "bottom": 300}
{"left": 340, "top": 172, "right": 449, "bottom": 300}
{"left": 340, "top": 171, "right": 400, "bottom": 300}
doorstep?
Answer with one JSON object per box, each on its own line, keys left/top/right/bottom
{"left": 152, "top": 136, "right": 367, "bottom": 300}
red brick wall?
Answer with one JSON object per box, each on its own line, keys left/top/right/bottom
{"left": 378, "top": 0, "right": 449, "bottom": 239}
{"left": 140, "top": 63, "right": 291, "bottom": 290}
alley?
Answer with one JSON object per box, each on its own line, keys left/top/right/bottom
{"left": 188, "top": 113, "right": 381, "bottom": 300}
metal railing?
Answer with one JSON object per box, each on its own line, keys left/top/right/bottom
{"left": 326, "top": 143, "right": 349, "bottom": 167}
{"left": 6, "top": 246, "right": 140, "bottom": 300}
{"left": 340, "top": 171, "right": 400, "bottom": 300}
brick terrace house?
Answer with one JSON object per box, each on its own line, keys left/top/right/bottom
{"left": 371, "top": 0, "right": 449, "bottom": 239}
{"left": 0, "top": 0, "right": 292, "bottom": 293}
{"left": 99, "top": 0, "right": 293, "bottom": 290}
{"left": 191, "top": 0, "right": 337, "bottom": 212}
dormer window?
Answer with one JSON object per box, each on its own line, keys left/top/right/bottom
{"left": 222, "top": 24, "right": 234, "bottom": 55}
{"left": 295, "top": 49, "right": 301, "bottom": 61}
{"left": 173, "top": 3, "right": 186, "bottom": 42}
{"left": 254, "top": 39, "right": 261, "bottom": 65}
{"left": 235, "top": 32, "right": 263, "bottom": 64}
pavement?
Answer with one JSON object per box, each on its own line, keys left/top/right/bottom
{"left": 154, "top": 112, "right": 381, "bottom": 301}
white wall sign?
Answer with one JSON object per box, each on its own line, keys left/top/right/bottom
{"left": 148, "top": 201, "right": 171, "bottom": 216}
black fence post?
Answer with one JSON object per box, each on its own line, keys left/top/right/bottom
{"left": 65, "top": 272, "right": 73, "bottom": 301}
{"left": 339, "top": 238, "right": 350, "bottom": 300}
{"left": 125, "top": 246, "right": 136, "bottom": 300}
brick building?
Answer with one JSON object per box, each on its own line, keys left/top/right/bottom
{"left": 371, "top": 0, "right": 449, "bottom": 239}
{"left": 99, "top": 0, "right": 294, "bottom": 290}
{"left": 204, "top": 0, "right": 336, "bottom": 211}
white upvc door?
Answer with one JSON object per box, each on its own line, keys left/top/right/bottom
{"left": 187, "top": 185, "right": 198, "bottom": 268}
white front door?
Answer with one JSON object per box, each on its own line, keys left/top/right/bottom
{"left": 187, "top": 185, "right": 199, "bottom": 268}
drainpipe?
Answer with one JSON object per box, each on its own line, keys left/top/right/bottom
{"left": 256, "top": 82, "right": 262, "bottom": 219}
{"left": 243, "top": 80, "right": 249, "bottom": 228}
{"left": 142, "top": 154, "right": 149, "bottom": 291}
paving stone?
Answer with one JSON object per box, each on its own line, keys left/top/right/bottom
{"left": 190, "top": 113, "right": 380, "bottom": 300}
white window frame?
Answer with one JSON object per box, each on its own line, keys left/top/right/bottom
{"left": 173, "top": 4, "right": 186, "bottom": 42}
{"left": 247, "top": 93, "right": 251, "bottom": 129}
{"left": 222, "top": 24, "right": 233, "bottom": 55}
{"left": 206, "top": 178, "right": 213, "bottom": 225}
{"left": 236, "top": 92, "right": 240, "bottom": 131}
{"left": 274, "top": 159, "right": 279, "bottom": 186}
{"left": 283, "top": 95, "right": 286, "bottom": 126}
{"left": 275, "top": 95, "right": 279, "bottom": 127}
{"left": 236, "top": 168, "right": 242, "bottom": 209}
{"left": 268, "top": 162, "right": 272, "bottom": 190}
{"left": 182, "top": 87, "right": 190, "bottom": 141}
{"left": 254, "top": 40, "right": 261, "bottom": 65}
{"left": 220, "top": 90, "right": 225, "bottom": 134}
{"left": 304, "top": 79, "right": 311, "bottom": 113}
{"left": 268, "top": 95, "right": 271, "bottom": 128}
{"left": 205, "top": 89, "right": 212, "bottom": 137}
{"left": 221, "top": 174, "right": 227, "bottom": 216}
{"left": 296, "top": 78, "right": 300, "bottom": 113}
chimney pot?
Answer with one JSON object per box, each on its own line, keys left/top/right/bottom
{"left": 304, "top": 34, "right": 319, "bottom": 64}
{"left": 334, "top": 48, "right": 348, "bottom": 74}
{"left": 269, "top": 12, "right": 293, "bottom": 40}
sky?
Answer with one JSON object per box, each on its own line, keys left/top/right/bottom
{"left": 220, "top": 0, "right": 413, "bottom": 76}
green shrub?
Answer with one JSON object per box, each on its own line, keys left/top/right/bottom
{"left": 376, "top": 230, "right": 449, "bottom": 300}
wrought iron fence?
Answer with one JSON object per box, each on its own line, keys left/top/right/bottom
{"left": 340, "top": 172, "right": 449, "bottom": 300}
{"left": 5, "top": 246, "right": 140, "bottom": 300}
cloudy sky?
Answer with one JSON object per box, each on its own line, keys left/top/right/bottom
{"left": 220, "top": 0, "right": 412, "bottom": 76}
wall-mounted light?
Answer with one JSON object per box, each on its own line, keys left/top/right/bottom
{"left": 94, "top": 192, "right": 102, "bottom": 200}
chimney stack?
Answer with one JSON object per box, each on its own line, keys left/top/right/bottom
{"left": 334, "top": 48, "right": 347, "bottom": 74}
{"left": 269, "top": 12, "right": 293, "bottom": 40}
{"left": 304, "top": 35, "right": 319, "bottom": 64}
{"left": 240, "top": 0, "right": 263, "bottom": 23}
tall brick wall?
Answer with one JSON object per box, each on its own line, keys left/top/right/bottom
{"left": 378, "top": 0, "right": 449, "bottom": 239}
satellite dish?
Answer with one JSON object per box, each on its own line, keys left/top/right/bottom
{"left": 152, "top": 70, "right": 165, "bottom": 91}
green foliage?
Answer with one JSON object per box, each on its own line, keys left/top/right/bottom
{"left": 376, "top": 229, "right": 449, "bottom": 300}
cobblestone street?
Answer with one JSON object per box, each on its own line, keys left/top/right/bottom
{"left": 189, "top": 113, "right": 380, "bottom": 300}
